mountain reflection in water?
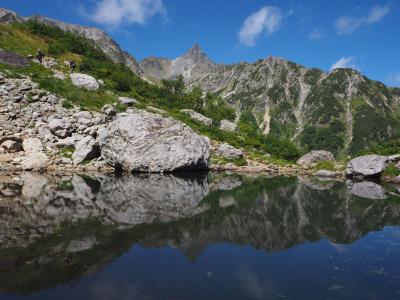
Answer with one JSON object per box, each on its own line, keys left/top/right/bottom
{"left": 0, "top": 172, "right": 399, "bottom": 299}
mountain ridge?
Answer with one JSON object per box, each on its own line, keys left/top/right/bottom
{"left": 1, "top": 7, "right": 400, "bottom": 156}
{"left": 0, "top": 8, "right": 143, "bottom": 74}
{"left": 140, "top": 46, "right": 400, "bottom": 155}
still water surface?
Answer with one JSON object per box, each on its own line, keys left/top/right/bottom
{"left": 0, "top": 173, "right": 399, "bottom": 299}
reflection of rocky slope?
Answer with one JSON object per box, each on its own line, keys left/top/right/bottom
{"left": 0, "top": 173, "right": 209, "bottom": 248}
{"left": 1, "top": 173, "right": 400, "bottom": 293}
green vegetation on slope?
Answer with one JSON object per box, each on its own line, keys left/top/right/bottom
{"left": 0, "top": 21, "right": 302, "bottom": 161}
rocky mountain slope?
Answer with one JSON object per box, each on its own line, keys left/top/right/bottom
{"left": 141, "top": 45, "right": 400, "bottom": 156}
{"left": 0, "top": 8, "right": 143, "bottom": 74}
{"left": 1, "top": 7, "right": 400, "bottom": 157}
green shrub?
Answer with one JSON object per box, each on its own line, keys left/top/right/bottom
{"left": 314, "top": 161, "right": 335, "bottom": 171}
{"left": 383, "top": 163, "right": 400, "bottom": 177}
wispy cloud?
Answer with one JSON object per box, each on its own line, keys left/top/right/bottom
{"left": 84, "top": 0, "right": 166, "bottom": 28}
{"left": 308, "top": 28, "right": 325, "bottom": 40}
{"left": 387, "top": 73, "right": 400, "bottom": 86}
{"left": 330, "top": 56, "right": 357, "bottom": 71}
{"left": 238, "top": 6, "right": 282, "bottom": 47}
{"left": 335, "top": 5, "right": 390, "bottom": 35}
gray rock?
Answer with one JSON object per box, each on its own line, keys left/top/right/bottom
{"left": 70, "top": 73, "right": 99, "bottom": 91}
{"left": 21, "top": 138, "right": 49, "bottom": 171}
{"left": 97, "top": 110, "right": 210, "bottom": 172}
{"left": 47, "top": 118, "right": 71, "bottom": 138}
{"left": 0, "top": 49, "right": 28, "bottom": 67}
{"left": 180, "top": 109, "right": 213, "bottom": 126}
{"left": 72, "top": 136, "right": 99, "bottom": 165}
{"left": 219, "top": 119, "right": 237, "bottom": 132}
{"left": 315, "top": 170, "right": 337, "bottom": 177}
{"left": 388, "top": 154, "right": 400, "bottom": 163}
{"left": 118, "top": 96, "right": 138, "bottom": 106}
{"left": 101, "top": 104, "right": 117, "bottom": 117}
{"left": 346, "top": 180, "right": 387, "bottom": 200}
{"left": 297, "top": 150, "right": 335, "bottom": 166}
{"left": 1, "top": 140, "right": 22, "bottom": 153}
{"left": 215, "top": 143, "right": 243, "bottom": 160}
{"left": 346, "top": 155, "right": 388, "bottom": 178}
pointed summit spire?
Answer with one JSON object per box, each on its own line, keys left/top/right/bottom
{"left": 185, "top": 43, "right": 203, "bottom": 56}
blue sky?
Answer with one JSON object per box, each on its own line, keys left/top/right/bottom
{"left": 2, "top": 0, "right": 400, "bottom": 86}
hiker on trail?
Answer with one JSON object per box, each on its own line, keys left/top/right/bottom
{"left": 69, "top": 60, "right": 76, "bottom": 73}
{"left": 37, "top": 49, "right": 45, "bottom": 63}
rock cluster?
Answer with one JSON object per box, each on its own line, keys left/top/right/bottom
{"left": 0, "top": 74, "right": 110, "bottom": 171}
{"left": 0, "top": 73, "right": 212, "bottom": 173}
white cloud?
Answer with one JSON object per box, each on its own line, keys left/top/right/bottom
{"left": 238, "top": 6, "right": 282, "bottom": 47}
{"left": 330, "top": 56, "right": 357, "bottom": 71}
{"left": 387, "top": 73, "right": 400, "bottom": 86}
{"left": 335, "top": 5, "right": 390, "bottom": 35}
{"left": 308, "top": 28, "right": 325, "bottom": 40}
{"left": 88, "top": 0, "right": 166, "bottom": 28}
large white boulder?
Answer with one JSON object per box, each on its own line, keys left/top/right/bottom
{"left": 346, "top": 155, "right": 388, "bottom": 178}
{"left": 297, "top": 150, "right": 335, "bottom": 166}
{"left": 70, "top": 73, "right": 99, "bottom": 91}
{"left": 97, "top": 110, "right": 211, "bottom": 172}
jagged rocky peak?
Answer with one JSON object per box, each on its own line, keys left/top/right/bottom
{"left": 0, "top": 8, "right": 24, "bottom": 23}
{"left": 182, "top": 43, "right": 213, "bottom": 64}
{"left": 140, "top": 43, "right": 215, "bottom": 80}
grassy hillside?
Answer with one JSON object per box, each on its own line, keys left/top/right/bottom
{"left": 0, "top": 21, "right": 301, "bottom": 162}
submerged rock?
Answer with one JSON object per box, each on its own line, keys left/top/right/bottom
{"left": 346, "top": 155, "right": 388, "bottom": 178}
{"left": 97, "top": 110, "right": 211, "bottom": 172}
{"left": 315, "top": 170, "right": 337, "bottom": 177}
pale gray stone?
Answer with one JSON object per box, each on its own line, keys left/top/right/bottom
{"left": 70, "top": 73, "right": 99, "bottom": 91}
{"left": 346, "top": 155, "right": 388, "bottom": 178}
{"left": 297, "top": 150, "right": 335, "bottom": 166}
{"left": 97, "top": 110, "right": 210, "bottom": 172}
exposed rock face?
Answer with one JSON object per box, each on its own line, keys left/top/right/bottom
{"left": 219, "top": 119, "right": 237, "bottom": 132}
{"left": 346, "top": 180, "right": 387, "bottom": 200}
{"left": 346, "top": 155, "right": 388, "bottom": 178}
{"left": 141, "top": 45, "right": 400, "bottom": 156}
{"left": 180, "top": 109, "right": 212, "bottom": 126}
{"left": 0, "top": 49, "right": 28, "bottom": 66}
{"left": 215, "top": 143, "right": 243, "bottom": 160}
{"left": 70, "top": 73, "right": 99, "bottom": 91}
{"left": 140, "top": 44, "right": 214, "bottom": 80}
{"left": 97, "top": 110, "right": 211, "bottom": 172}
{"left": 21, "top": 138, "right": 49, "bottom": 170}
{"left": 297, "top": 150, "right": 335, "bottom": 166}
{"left": 0, "top": 8, "right": 143, "bottom": 74}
